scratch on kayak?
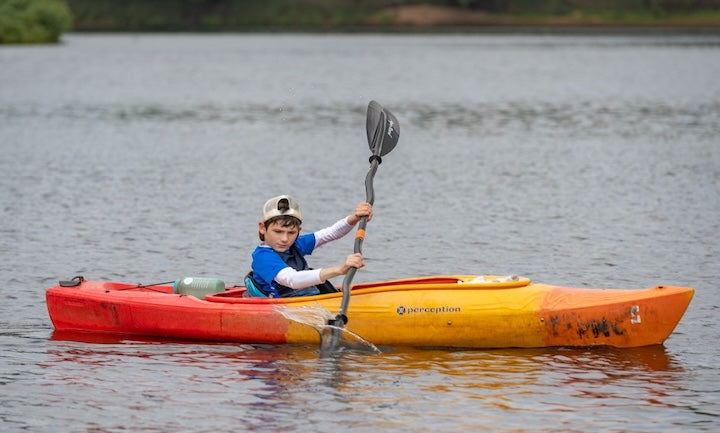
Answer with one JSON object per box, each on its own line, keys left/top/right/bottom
{"left": 546, "top": 315, "right": 626, "bottom": 339}
{"left": 100, "top": 302, "right": 120, "bottom": 326}
{"left": 577, "top": 318, "right": 625, "bottom": 338}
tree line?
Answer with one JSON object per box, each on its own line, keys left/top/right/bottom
{"left": 2, "top": 0, "right": 719, "bottom": 44}
{"left": 67, "top": 0, "right": 720, "bottom": 31}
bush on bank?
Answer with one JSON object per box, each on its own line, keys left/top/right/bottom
{"left": 0, "top": 0, "right": 72, "bottom": 43}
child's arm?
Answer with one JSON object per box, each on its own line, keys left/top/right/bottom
{"left": 275, "top": 253, "right": 365, "bottom": 289}
{"left": 314, "top": 202, "right": 373, "bottom": 247}
{"left": 274, "top": 253, "right": 364, "bottom": 289}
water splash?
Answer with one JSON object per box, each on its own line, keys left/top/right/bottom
{"left": 273, "top": 303, "right": 381, "bottom": 355}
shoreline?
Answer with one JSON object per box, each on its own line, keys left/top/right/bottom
{"left": 380, "top": 5, "right": 720, "bottom": 28}
{"left": 67, "top": 4, "right": 720, "bottom": 33}
{"left": 67, "top": 26, "right": 720, "bottom": 36}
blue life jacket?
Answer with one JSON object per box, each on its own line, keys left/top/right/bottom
{"left": 246, "top": 245, "right": 339, "bottom": 298}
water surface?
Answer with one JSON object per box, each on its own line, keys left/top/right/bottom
{"left": 1, "top": 33, "right": 719, "bottom": 432}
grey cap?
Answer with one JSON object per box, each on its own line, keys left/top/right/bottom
{"left": 262, "top": 195, "right": 302, "bottom": 223}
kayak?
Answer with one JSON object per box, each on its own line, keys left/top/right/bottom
{"left": 45, "top": 275, "right": 693, "bottom": 349}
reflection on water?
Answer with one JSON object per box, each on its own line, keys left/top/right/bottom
{"left": 35, "top": 340, "right": 690, "bottom": 432}
{"left": 49, "top": 330, "right": 677, "bottom": 372}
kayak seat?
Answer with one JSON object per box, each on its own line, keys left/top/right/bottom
{"left": 244, "top": 272, "right": 268, "bottom": 298}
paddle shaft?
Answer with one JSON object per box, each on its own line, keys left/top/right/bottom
{"left": 339, "top": 155, "right": 380, "bottom": 316}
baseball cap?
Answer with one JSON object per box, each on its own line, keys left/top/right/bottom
{"left": 262, "top": 195, "right": 302, "bottom": 223}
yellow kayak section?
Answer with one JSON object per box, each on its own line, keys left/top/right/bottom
{"left": 272, "top": 275, "right": 694, "bottom": 348}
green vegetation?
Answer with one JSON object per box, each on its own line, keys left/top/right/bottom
{"left": 462, "top": 0, "right": 720, "bottom": 26}
{"left": 2, "top": 0, "right": 718, "bottom": 42}
{"left": 65, "top": 0, "right": 388, "bottom": 31}
{"left": 0, "top": 0, "right": 72, "bottom": 43}
{"left": 62, "top": 0, "right": 720, "bottom": 31}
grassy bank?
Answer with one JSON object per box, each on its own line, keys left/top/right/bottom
{"left": 64, "top": 0, "right": 720, "bottom": 31}
{"left": 2, "top": 0, "right": 719, "bottom": 43}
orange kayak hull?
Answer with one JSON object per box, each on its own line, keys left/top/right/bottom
{"left": 45, "top": 275, "right": 694, "bottom": 348}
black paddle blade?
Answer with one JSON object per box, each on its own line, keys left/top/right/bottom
{"left": 366, "top": 100, "right": 400, "bottom": 157}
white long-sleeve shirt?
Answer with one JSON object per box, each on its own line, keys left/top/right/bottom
{"left": 274, "top": 217, "right": 354, "bottom": 289}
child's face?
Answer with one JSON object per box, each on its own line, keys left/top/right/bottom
{"left": 259, "top": 221, "right": 300, "bottom": 252}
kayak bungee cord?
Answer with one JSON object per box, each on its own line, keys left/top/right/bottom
{"left": 59, "top": 275, "right": 176, "bottom": 293}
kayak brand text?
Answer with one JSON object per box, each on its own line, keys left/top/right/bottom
{"left": 396, "top": 305, "right": 461, "bottom": 315}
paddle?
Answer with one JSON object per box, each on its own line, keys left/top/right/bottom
{"left": 326, "top": 101, "right": 400, "bottom": 347}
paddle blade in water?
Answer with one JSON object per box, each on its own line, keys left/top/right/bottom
{"left": 366, "top": 100, "right": 400, "bottom": 157}
{"left": 319, "top": 326, "right": 382, "bottom": 356}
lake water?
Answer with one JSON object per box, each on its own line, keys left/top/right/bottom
{"left": 1, "top": 32, "right": 719, "bottom": 432}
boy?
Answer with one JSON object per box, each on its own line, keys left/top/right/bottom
{"left": 247, "top": 195, "right": 372, "bottom": 297}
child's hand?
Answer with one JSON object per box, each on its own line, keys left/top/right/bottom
{"left": 320, "top": 253, "right": 365, "bottom": 283}
{"left": 341, "top": 253, "right": 365, "bottom": 273}
{"left": 348, "top": 202, "right": 373, "bottom": 225}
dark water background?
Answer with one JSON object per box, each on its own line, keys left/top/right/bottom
{"left": 1, "top": 33, "right": 719, "bottom": 432}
